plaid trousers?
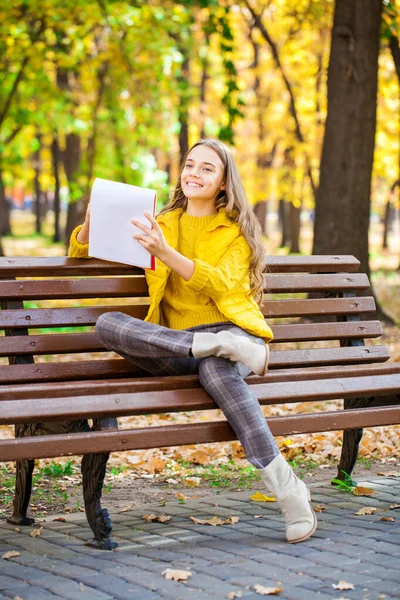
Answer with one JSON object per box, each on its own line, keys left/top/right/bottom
{"left": 96, "top": 313, "right": 279, "bottom": 469}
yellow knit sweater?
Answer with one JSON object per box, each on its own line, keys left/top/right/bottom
{"left": 162, "top": 212, "right": 228, "bottom": 329}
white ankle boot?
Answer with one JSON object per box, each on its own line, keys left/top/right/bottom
{"left": 259, "top": 453, "right": 317, "bottom": 543}
{"left": 192, "top": 330, "right": 269, "bottom": 375}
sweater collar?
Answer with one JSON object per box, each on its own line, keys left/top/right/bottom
{"left": 157, "top": 207, "right": 236, "bottom": 232}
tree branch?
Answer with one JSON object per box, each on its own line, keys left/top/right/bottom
{"left": 0, "top": 19, "right": 45, "bottom": 130}
{"left": 389, "top": 34, "right": 400, "bottom": 81}
{"left": 241, "top": 0, "right": 317, "bottom": 200}
{"left": 3, "top": 125, "right": 23, "bottom": 146}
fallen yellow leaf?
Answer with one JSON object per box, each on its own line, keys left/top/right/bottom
{"left": 250, "top": 492, "right": 276, "bottom": 502}
{"left": 2, "top": 551, "right": 20, "bottom": 560}
{"left": 354, "top": 507, "right": 377, "bottom": 515}
{"left": 377, "top": 471, "right": 400, "bottom": 477}
{"left": 380, "top": 516, "right": 395, "bottom": 522}
{"left": 332, "top": 581, "right": 355, "bottom": 590}
{"left": 183, "top": 476, "right": 201, "bottom": 487}
{"left": 314, "top": 504, "right": 326, "bottom": 513}
{"left": 189, "top": 515, "right": 239, "bottom": 526}
{"left": 390, "top": 503, "right": 400, "bottom": 509}
{"left": 142, "top": 514, "right": 171, "bottom": 523}
{"left": 52, "top": 517, "right": 67, "bottom": 522}
{"left": 353, "top": 486, "right": 375, "bottom": 497}
{"left": 162, "top": 568, "right": 192, "bottom": 581}
{"left": 119, "top": 503, "right": 136, "bottom": 513}
{"left": 29, "top": 527, "right": 43, "bottom": 538}
{"left": 253, "top": 584, "right": 283, "bottom": 595}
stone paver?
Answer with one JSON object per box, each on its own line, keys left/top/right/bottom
{"left": 0, "top": 477, "right": 399, "bottom": 599}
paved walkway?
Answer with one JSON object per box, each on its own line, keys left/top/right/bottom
{"left": 0, "top": 477, "right": 399, "bottom": 600}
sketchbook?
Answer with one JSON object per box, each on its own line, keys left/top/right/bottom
{"left": 88, "top": 178, "right": 157, "bottom": 270}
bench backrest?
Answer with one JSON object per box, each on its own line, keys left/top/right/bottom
{"left": 0, "top": 255, "right": 386, "bottom": 386}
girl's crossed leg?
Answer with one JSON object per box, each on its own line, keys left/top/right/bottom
{"left": 95, "top": 312, "right": 316, "bottom": 543}
{"left": 95, "top": 312, "right": 278, "bottom": 467}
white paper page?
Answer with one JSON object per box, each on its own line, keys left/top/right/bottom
{"left": 89, "top": 178, "right": 157, "bottom": 269}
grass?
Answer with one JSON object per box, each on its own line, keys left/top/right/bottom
{"left": 170, "top": 459, "right": 261, "bottom": 489}
{"left": 0, "top": 462, "right": 76, "bottom": 519}
{"left": 331, "top": 470, "right": 356, "bottom": 493}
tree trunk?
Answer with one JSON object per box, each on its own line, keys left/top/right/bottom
{"left": 107, "top": 90, "right": 126, "bottom": 183}
{"left": 278, "top": 199, "right": 291, "bottom": 248}
{"left": 63, "top": 133, "right": 83, "bottom": 244}
{"left": 253, "top": 201, "right": 268, "bottom": 236}
{"left": 199, "top": 31, "right": 210, "bottom": 139}
{"left": 0, "top": 157, "right": 11, "bottom": 236}
{"left": 51, "top": 135, "right": 62, "bottom": 243}
{"left": 178, "top": 53, "right": 190, "bottom": 162}
{"left": 313, "top": 0, "right": 383, "bottom": 279}
{"left": 290, "top": 202, "right": 301, "bottom": 254}
{"left": 382, "top": 197, "right": 393, "bottom": 250}
{"left": 33, "top": 131, "right": 42, "bottom": 234}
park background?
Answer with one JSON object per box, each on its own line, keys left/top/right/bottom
{"left": 1, "top": 0, "right": 400, "bottom": 516}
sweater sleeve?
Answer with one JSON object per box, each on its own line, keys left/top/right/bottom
{"left": 182, "top": 235, "right": 252, "bottom": 299}
{"left": 68, "top": 225, "right": 91, "bottom": 258}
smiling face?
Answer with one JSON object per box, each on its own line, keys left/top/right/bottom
{"left": 180, "top": 145, "right": 225, "bottom": 205}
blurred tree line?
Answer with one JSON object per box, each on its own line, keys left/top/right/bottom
{"left": 0, "top": 0, "right": 399, "bottom": 277}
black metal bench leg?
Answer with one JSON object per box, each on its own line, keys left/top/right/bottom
{"left": 7, "top": 424, "right": 36, "bottom": 526}
{"left": 336, "top": 394, "right": 400, "bottom": 483}
{"left": 336, "top": 397, "right": 370, "bottom": 484}
{"left": 8, "top": 458, "right": 35, "bottom": 526}
{"left": 81, "top": 418, "right": 118, "bottom": 550}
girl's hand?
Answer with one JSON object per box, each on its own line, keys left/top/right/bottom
{"left": 132, "top": 212, "right": 169, "bottom": 259}
{"left": 77, "top": 203, "right": 91, "bottom": 244}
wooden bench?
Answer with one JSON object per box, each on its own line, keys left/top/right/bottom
{"left": 1, "top": 255, "right": 399, "bottom": 550}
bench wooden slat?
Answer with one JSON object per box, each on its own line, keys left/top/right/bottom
{"left": 2, "top": 362, "right": 400, "bottom": 401}
{"left": 0, "top": 278, "right": 149, "bottom": 300}
{"left": 0, "top": 297, "right": 377, "bottom": 329}
{"left": 0, "top": 273, "right": 370, "bottom": 301}
{"left": 263, "top": 273, "right": 369, "bottom": 293}
{"left": 2, "top": 372, "right": 400, "bottom": 423}
{"left": 0, "top": 255, "right": 361, "bottom": 277}
{"left": 0, "top": 321, "right": 382, "bottom": 356}
{"left": 0, "top": 345, "right": 389, "bottom": 384}
{"left": 1, "top": 405, "right": 398, "bottom": 462}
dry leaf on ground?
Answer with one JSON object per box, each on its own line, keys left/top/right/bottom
{"left": 390, "top": 503, "right": 400, "bottom": 509}
{"left": 353, "top": 486, "right": 375, "bottom": 497}
{"left": 2, "top": 551, "right": 20, "bottom": 560}
{"left": 176, "top": 493, "right": 198, "bottom": 501}
{"left": 314, "top": 504, "right": 326, "bottom": 513}
{"left": 29, "top": 527, "right": 43, "bottom": 538}
{"left": 183, "top": 476, "right": 201, "bottom": 487}
{"left": 380, "top": 516, "right": 395, "bottom": 522}
{"left": 189, "top": 516, "right": 239, "bottom": 526}
{"left": 162, "top": 568, "right": 192, "bottom": 582}
{"left": 332, "top": 581, "right": 355, "bottom": 590}
{"left": 253, "top": 584, "right": 283, "bottom": 595}
{"left": 227, "top": 591, "right": 243, "bottom": 598}
{"left": 142, "top": 514, "right": 171, "bottom": 523}
{"left": 119, "top": 503, "right": 136, "bottom": 513}
{"left": 52, "top": 517, "right": 67, "bottom": 522}
{"left": 376, "top": 471, "right": 400, "bottom": 477}
{"left": 250, "top": 492, "right": 276, "bottom": 502}
{"left": 354, "top": 507, "right": 377, "bottom": 515}
{"left": 142, "top": 456, "right": 166, "bottom": 474}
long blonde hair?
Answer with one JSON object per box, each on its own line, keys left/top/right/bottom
{"left": 159, "top": 138, "right": 266, "bottom": 305}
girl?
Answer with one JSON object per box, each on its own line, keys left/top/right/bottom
{"left": 69, "top": 138, "right": 317, "bottom": 544}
